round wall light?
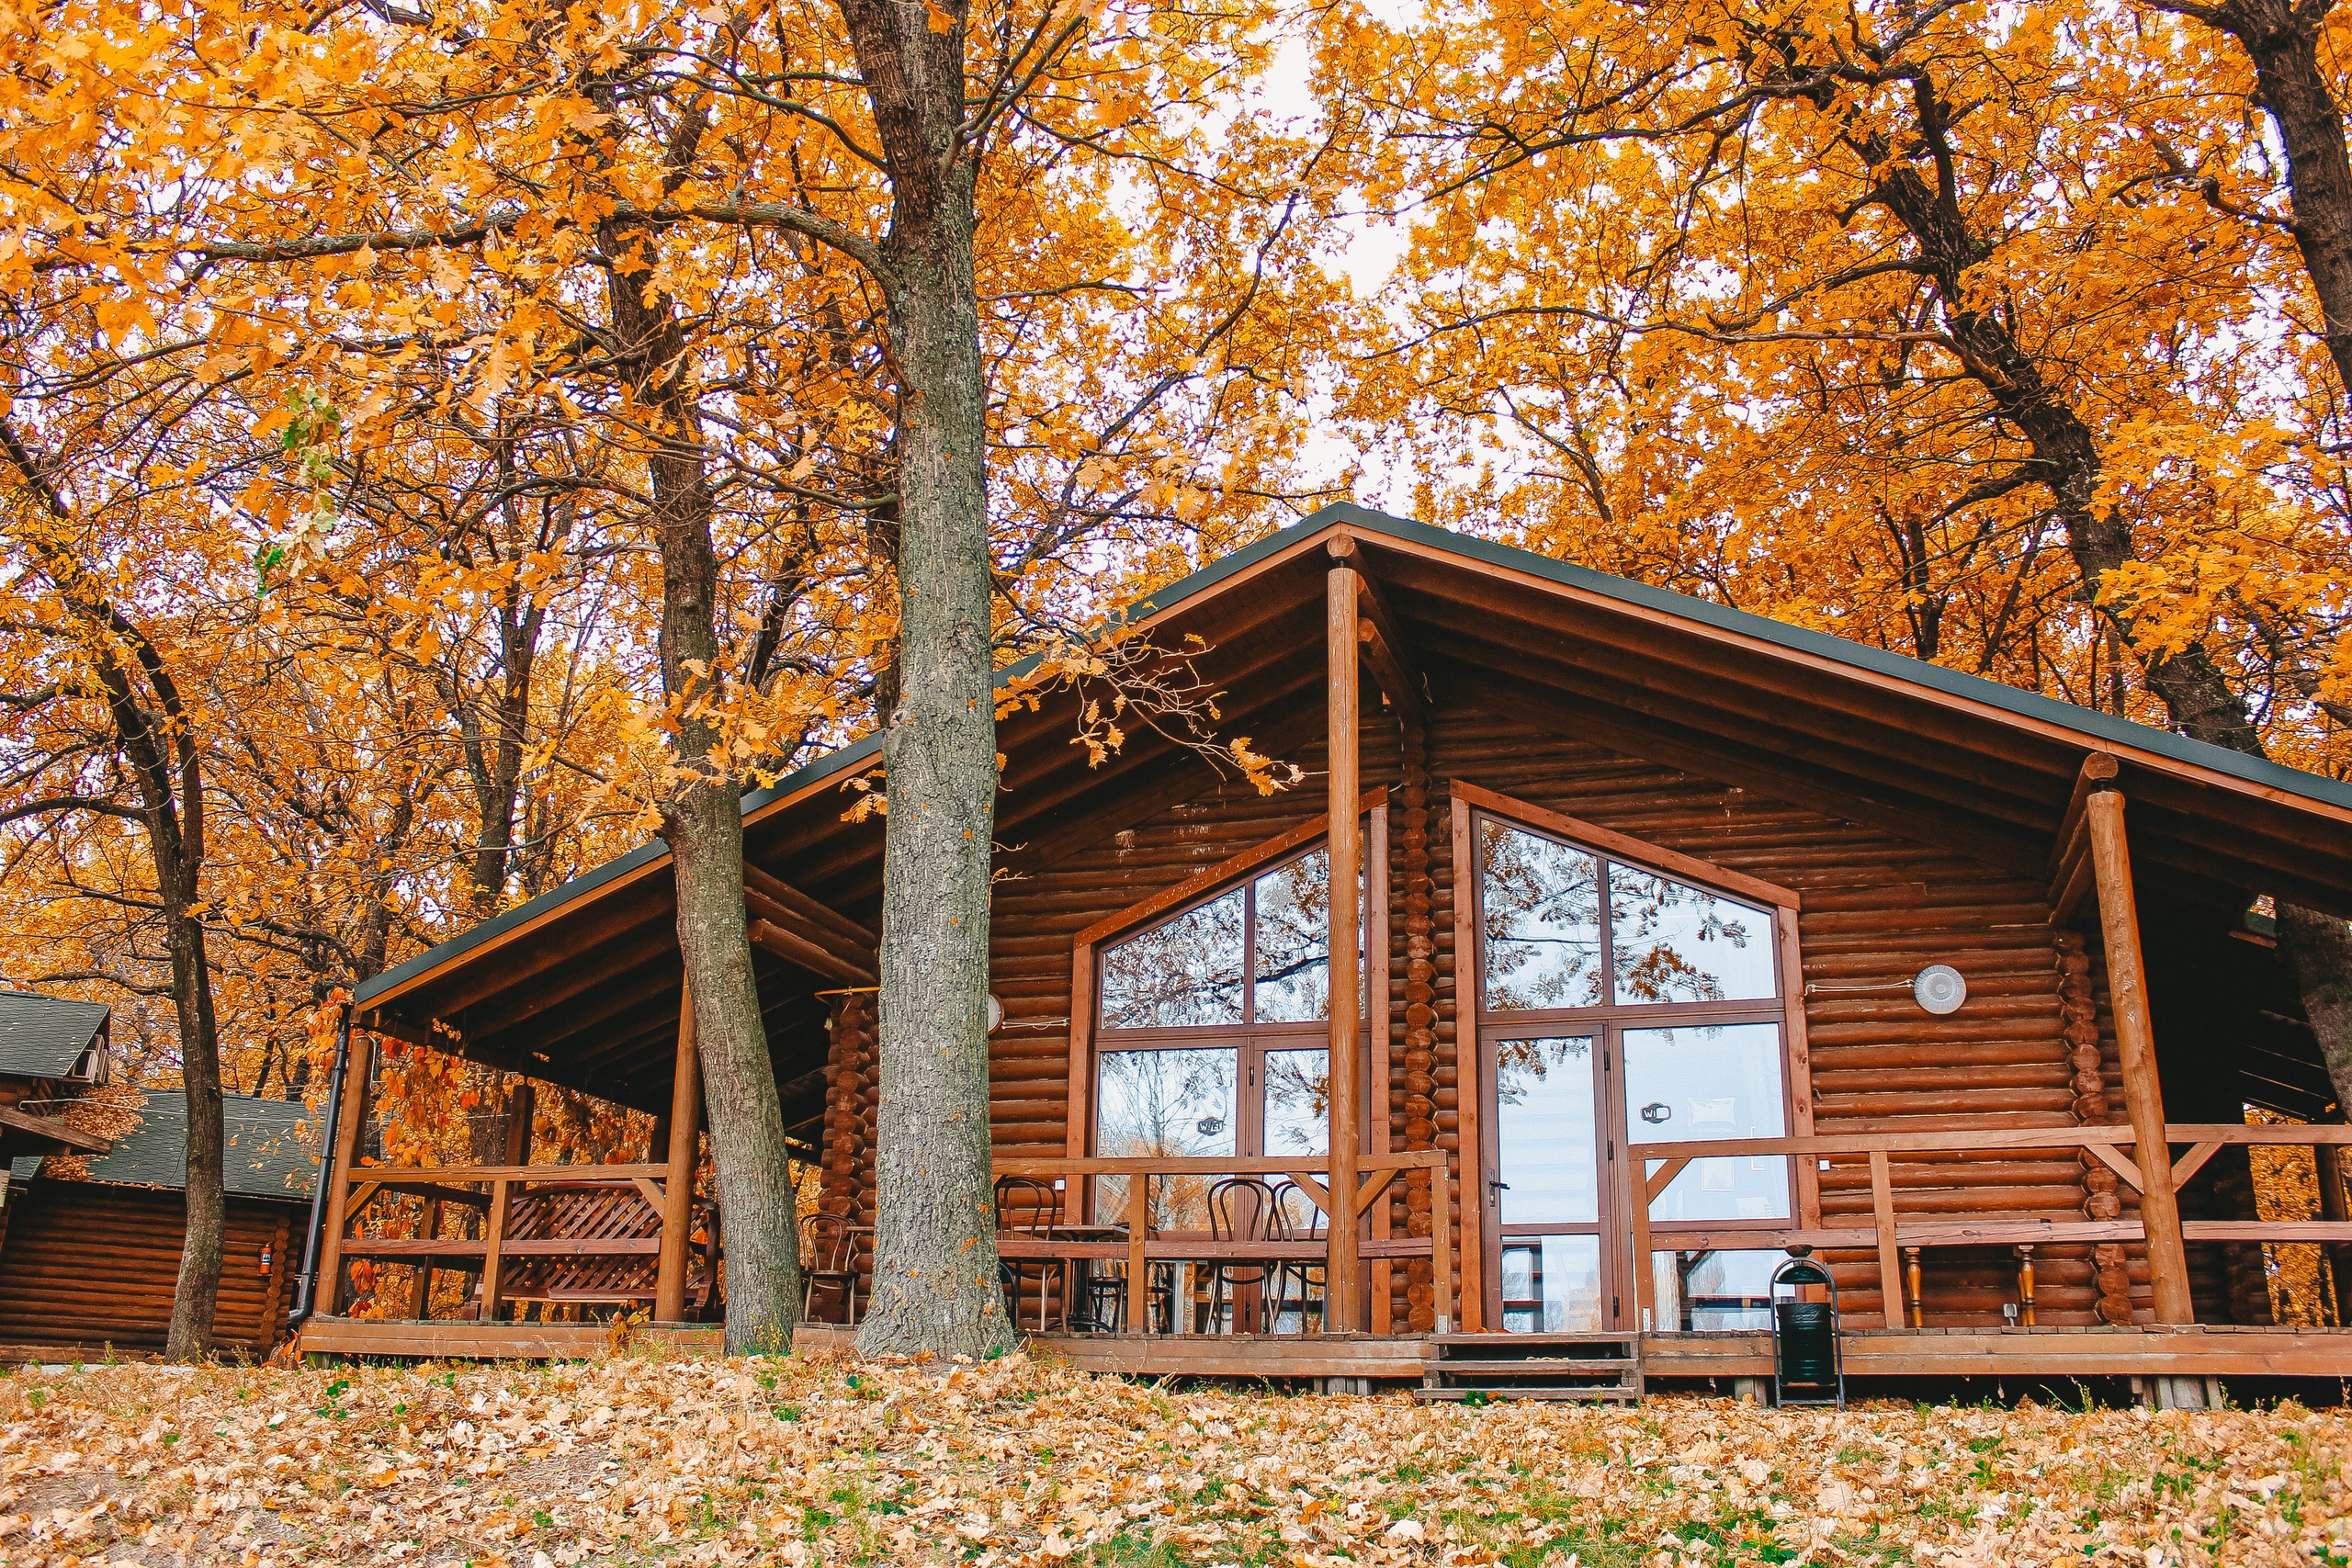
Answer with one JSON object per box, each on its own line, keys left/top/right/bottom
{"left": 986, "top": 992, "right": 1005, "bottom": 1034}
{"left": 1913, "top": 964, "right": 1967, "bottom": 1015}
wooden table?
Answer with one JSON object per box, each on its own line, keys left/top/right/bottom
{"left": 996, "top": 1224, "right": 1135, "bottom": 1332}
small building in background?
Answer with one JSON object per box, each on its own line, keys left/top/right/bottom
{"left": 0, "top": 1093, "right": 311, "bottom": 1360}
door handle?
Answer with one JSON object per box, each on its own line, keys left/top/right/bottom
{"left": 1487, "top": 1178, "right": 1509, "bottom": 1207}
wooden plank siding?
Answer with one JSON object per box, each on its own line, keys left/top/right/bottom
{"left": 1419, "top": 706, "right": 2115, "bottom": 1328}
{"left": 955, "top": 698, "right": 2300, "bottom": 1332}
{"left": 0, "top": 1182, "right": 297, "bottom": 1357}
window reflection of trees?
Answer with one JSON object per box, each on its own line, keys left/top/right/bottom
{"left": 1254, "top": 852, "right": 1333, "bottom": 1022}
{"left": 1100, "top": 888, "right": 1244, "bottom": 1029}
{"left": 1480, "top": 823, "right": 1603, "bottom": 1010}
{"left": 1607, "top": 863, "right": 1763, "bottom": 1005}
{"left": 1262, "top": 1048, "right": 1329, "bottom": 1156}
{"left": 1095, "top": 1047, "right": 1235, "bottom": 1232}
{"left": 1481, "top": 820, "right": 1774, "bottom": 1012}
{"left": 1494, "top": 1036, "right": 1588, "bottom": 1108}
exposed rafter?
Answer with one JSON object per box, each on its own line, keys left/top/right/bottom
{"left": 1329, "top": 536, "right": 1429, "bottom": 726}
{"left": 744, "top": 863, "right": 876, "bottom": 984}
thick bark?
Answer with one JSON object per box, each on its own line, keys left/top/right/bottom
{"left": 164, "top": 903, "right": 225, "bottom": 1358}
{"left": 1, "top": 424, "right": 227, "bottom": 1360}
{"left": 838, "top": 0, "right": 1013, "bottom": 1359}
{"left": 2161, "top": 0, "right": 2352, "bottom": 1155}
{"left": 596, "top": 200, "right": 803, "bottom": 1353}
{"left": 2166, "top": 0, "right": 2352, "bottom": 396}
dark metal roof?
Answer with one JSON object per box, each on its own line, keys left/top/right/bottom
{"left": 353, "top": 501, "right": 2352, "bottom": 1009}
{"left": 10, "top": 1092, "right": 315, "bottom": 1202}
{"left": 0, "top": 990, "right": 107, "bottom": 1079}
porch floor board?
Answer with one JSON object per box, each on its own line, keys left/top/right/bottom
{"left": 297, "top": 1315, "right": 2352, "bottom": 1382}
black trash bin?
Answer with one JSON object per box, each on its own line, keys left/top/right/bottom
{"left": 1770, "top": 1250, "right": 1845, "bottom": 1409}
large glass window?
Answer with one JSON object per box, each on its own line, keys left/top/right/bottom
{"left": 1474, "top": 808, "right": 1793, "bottom": 1334}
{"left": 1481, "top": 821, "right": 1774, "bottom": 1016}
{"left": 1625, "top": 1021, "right": 1789, "bottom": 1221}
{"left": 1093, "top": 839, "right": 1365, "bottom": 1229}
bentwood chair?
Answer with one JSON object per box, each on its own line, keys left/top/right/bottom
{"left": 801, "top": 1212, "right": 864, "bottom": 1325}
{"left": 994, "top": 1176, "right": 1066, "bottom": 1332}
{"left": 1267, "top": 1179, "right": 1327, "bottom": 1334}
{"left": 1203, "top": 1178, "right": 1283, "bottom": 1334}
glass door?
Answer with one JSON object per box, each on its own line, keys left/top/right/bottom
{"left": 1471, "top": 807, "right": 1793, "bottom": 1337}
{"left": 1484, "top": 1032, "right": 1614, "bottom": 1332}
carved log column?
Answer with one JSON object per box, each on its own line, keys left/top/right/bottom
{"left": 1397, "top": 721, "right": 1439, "bottom": 1332}
{"left": 822, "top": 992, "right": 876, "bottom": 1218}
{"left": 2057, "top": 929, "right": 2134, "bottom": 1325}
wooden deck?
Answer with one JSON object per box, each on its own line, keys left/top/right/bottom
{"left": 300, "top": 1314, "right": 2352, "bottom": 1384}
{"left": 299, "top": 1314, "right": 723, "bottom": 1361}
{"left": 1642, "top": 1325, "right": 2352, "bottom": 1381}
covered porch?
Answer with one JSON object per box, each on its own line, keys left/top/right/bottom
{"left": 305, "top": 506, "right": 2352, "bottom": 1394}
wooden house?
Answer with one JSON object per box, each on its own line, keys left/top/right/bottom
{"left": 300, "top": 505, "right": 2352, "bottom": 1400}
{"left": 0, "top": 1092, "right": 308, "bottom": 1359}
{"left": 0, "top": 988, "right": 120, "bottom": 1179}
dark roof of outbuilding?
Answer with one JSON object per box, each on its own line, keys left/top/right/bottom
{"left": 11, "top": 1093, "right": 316, "bottom": 1202}
{"left": 0, "top": 990, "right": 107, "bottom": 1080}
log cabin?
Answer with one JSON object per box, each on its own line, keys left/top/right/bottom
{"left": 0, "top": 987, "right": 121, "bottom": 1180}
{"left": 0, "top": 1092, "right": 307, "bottom": 1359}
{"left": 300, "top": 504, "right": 2352, "bottom": 1403}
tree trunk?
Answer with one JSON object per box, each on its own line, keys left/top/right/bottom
{"left": 2164, "top": 0, "right": 2352, "bottom": 1150}
{"left": 2172, "top": 0, "right": 2352, "bottom": 396}
{"left": 164, "top": 901, "right": 225, "bottom": 1359}
{"left": 597, "top": 195, "right": 804, "bottom": 1352}
{"left": 842, "top": 0, "right": 1013, "bottom": 1359}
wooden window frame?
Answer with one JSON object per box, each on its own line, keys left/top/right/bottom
{"left": 1063, "top": 790, "right": 1390, "bottom": 1201}
{"left": 1447, "top": 780, "right": 1815, "bottom": 1333}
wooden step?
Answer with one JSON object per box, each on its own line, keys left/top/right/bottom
{"left": 1427, "top": 1331, "right": 1635, "bottom": 1348}
{"left": 1426, "top": 1358, "right": 1636, "bottom": 1375}
{"left": 1415, "top": 1386, "right": 1642, "bottom": 1403}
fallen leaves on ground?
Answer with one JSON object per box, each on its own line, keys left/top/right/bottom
{"left": 0, "top": 1348, "right": 2342, "bottom": 1567}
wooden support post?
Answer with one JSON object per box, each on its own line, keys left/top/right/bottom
{"left": 2086, "top": 790, "right": 2195, "bottom": 1325}
{"left": 1432, "top": 1154, "right": 1453, "bottom": 1333}
{"left": 1904, "top": 1247, "right": 1923, "bottom": 1328}
{"left": 1327, "top": 562, "right": 1363, "bottom": 1332}
{"left": 1448, "top": 792, "right": 1484, "bottom": 1332}
{"left": 503, "top": 1081, "right": 536, "bottom": 1168}
{"left": 1128, "top": 1171, "right": 1151, "bottom": 1337}
{"left": 2320, "top": 1117, "right": 2351, "bottom": 1324}
{"left": 1870, "top": 1149, "right": 1902, "bottom": 1329}
{"left": 654, "top": 985, "right": 704, "bottom": 1323}
{"left": 314, "top": 1029, "right": 376, "bottom": 1317}
{"left": 1369, "top": 804, "right": 1392, "bottom": 1337}
{"left": 2016, "top": 1246, "right": 2037, "bottom": 1326}
{"left": 406, "top": 1196, "right": 442, "bottom": 1320}
{"left": 481, "top": 1178, "right": 510, "bottom": 1323}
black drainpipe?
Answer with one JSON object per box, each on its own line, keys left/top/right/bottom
{"left": 287, "top": 1004, "right": 352, "bottom": 1329}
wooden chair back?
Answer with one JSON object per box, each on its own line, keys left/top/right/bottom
{"left": 994, "top": 1176, "right": 1062, "bottom": 1234}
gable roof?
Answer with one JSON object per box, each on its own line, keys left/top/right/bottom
{"left": 0, "top": 990, "right": 107, "bottom": 1080}
{"left": 346, "top": 502, "right": 2352, "bottom": 1104}
{"left": 12, "top": 1092, "right": 315, "bottom": 1202}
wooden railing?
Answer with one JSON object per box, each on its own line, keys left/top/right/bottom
{"left": 1640, "top": 1122, "right": 2352, "bottom": 1328}
{"left": 319, "top": 1164, "right": 695, "bottom": 1322}
{"left": 994, "top": 1149, "right": 1453, "bottom": 1336}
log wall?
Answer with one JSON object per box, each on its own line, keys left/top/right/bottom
{"left": 0, "top": 1181, "right": 297, "bottom": 1356}
{"left": 808, "top": 698, "right": 2290, "bottom": 1335}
